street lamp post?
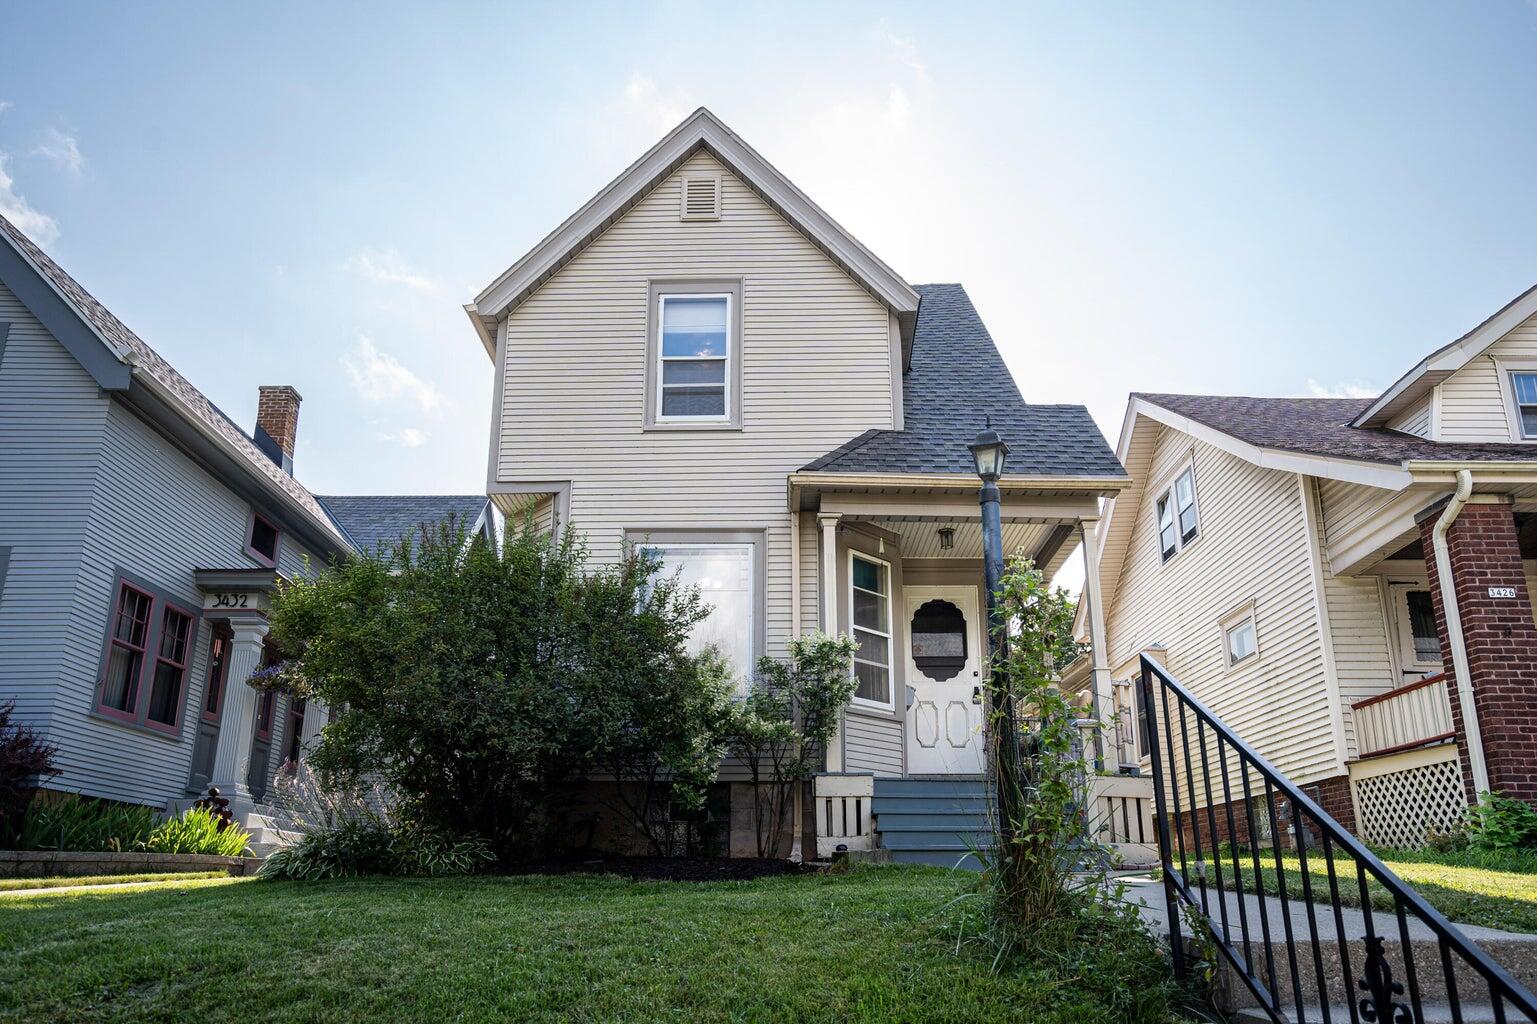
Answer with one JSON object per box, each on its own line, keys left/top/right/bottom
{"left": 969, "top": 419, "right": 1021, "bottom": 849}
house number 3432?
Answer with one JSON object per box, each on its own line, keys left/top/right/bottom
{"left": 1488, "top": 586, "right": 1517, "bottom": 599}
{"left": 213, "top": 592, "right": 250, "bottom": 608}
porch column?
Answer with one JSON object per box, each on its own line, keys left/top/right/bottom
{"left": 819, "top": 512, "right": 844, "bottom": 772}
{"left": 207, "top": 620, "right": 268, "bottom": 810}
{"left": 1416, "top": 496, "right": 1537, "bottom": 805}
{"left": 1079, "top": 517, "right": 1115, "bottom": 770}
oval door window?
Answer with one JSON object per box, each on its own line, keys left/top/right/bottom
{"left": 911, "top": 599, "right": 967, "bottom": 681}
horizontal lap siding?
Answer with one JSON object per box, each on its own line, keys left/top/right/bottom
{"left": 52, "top": 398, "right": 325, "bottom": 807}
{"left": 844, "top": 713, "right": 903, "bottom": 777}
{"left": 1439, "top": 312, "right": 1537, "bottom": 441}
{"left": 1318, "top": 478, "right": 1400, "bottom": 554}
{"left": 0, "top": 281, "right": 107, "bottom": 737}
{"left": 497, "top": 150, "right": 894, "bottom": 668}
{"left": 1105, "top": 428, "right": 1338, "bottom": 783}
{"left": 1387, "top": 400, "right": 1431, "bottom": 438}
{"left": 1321, "top": 571, "right": 1393, "bottom": 759}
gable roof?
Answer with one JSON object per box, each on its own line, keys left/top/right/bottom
{"left": 317, "top": 495, "right": 492, "bottom": 554}
{"left": 1353, "top": 280, "right": 1537, "bottom": 428}
{"left": 468, "top": 107, "right": 921, "bottom": 361}
{"left": 800, "top": 284, "right": 1126, "bottom": 480}
{"left": 1136, "top": 393, "right": 1537, "bottom": 466}
{"left": 0, "top": 213, "right": 350, "bottom": 554}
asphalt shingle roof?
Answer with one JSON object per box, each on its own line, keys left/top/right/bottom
{"left": 0, "top": 213, "right": 344, "bottom": 543}
{"left": 1136, "top": 393, "right": 1537, "bottom": 464}
{"left": 317, "top": 495, "right": 491, "bottom": 554}
{"left": 801, "top": 284, "right": 1125, "bottom": 478}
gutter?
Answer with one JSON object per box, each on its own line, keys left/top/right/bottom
{"left": 1428, "top": 469, "right": 1490, "bottom": 795}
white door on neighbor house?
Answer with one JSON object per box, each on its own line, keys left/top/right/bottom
{"left": 904, "top": 586, "right": 986, "bottom": 775}
{"left": 1389, "top": 582, "right": 1443, "bottom": 682}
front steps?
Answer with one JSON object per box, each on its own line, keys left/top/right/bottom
{"left": 871, "top": 777, "right": 991, "bottom": 870}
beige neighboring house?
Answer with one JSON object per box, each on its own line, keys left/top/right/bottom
{"left": 464, "top": 108, "right": 1134, "bottom": 864}
{"left": 1082, "top": 282, "right": 1537, "bottom": 849}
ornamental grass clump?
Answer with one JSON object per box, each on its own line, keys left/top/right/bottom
{"left": 145, "top": 808, "right": 251, "bottom": 857}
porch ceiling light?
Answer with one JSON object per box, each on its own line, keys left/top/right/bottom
{"left": 937, "top": 526, "right": 955, "bottom": 550}
{"left": 968, "top": 420, "right": 1009, "bottom": 482}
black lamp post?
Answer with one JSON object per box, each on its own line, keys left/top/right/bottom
{"left": 969, "top": 419, "right": 1021, "bottom": 845}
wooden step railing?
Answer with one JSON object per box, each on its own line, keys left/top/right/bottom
{"left": 1350, "top": 673, "right": 1454, "bottom": 759}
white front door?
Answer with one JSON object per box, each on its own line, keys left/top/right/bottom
{"left": 904, "top": 585, "right": 986, "bottom": 775}
{"left": 1389, "top": 582, "right": 1443, "bottom": 682}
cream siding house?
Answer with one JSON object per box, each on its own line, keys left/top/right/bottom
{"left": 469, "top": 109, "right": 1131, "bottom": 863}
{"left": 1088, "top": 281, "right": 1537, "bottom": 848}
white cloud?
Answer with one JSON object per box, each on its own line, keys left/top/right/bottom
{"left": 0, "top": 101, "right": 12, "bottom": 118}
{"left": 618, "top": 73, "right": 691, "bottom": 137}
{"left": 342, "top": 335, "right": 446, "bottom": 415}
{"left": 31, "top": 128, "right": 83, "bottom": 176}
{"left": 0, "top": 153, "right": 58, "bottom": 244}
{"left": 1304, "top": 379, "right": 1377, "bottom": 399}
{"left": 377, "top": 427, "right": 429, "bottom": 448}
{"left": 341, "top": 248, "right": 439, "bottom": 293}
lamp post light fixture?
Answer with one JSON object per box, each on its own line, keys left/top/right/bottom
{"left": 970, "top": 418, "right": 1021, "bottom": 852}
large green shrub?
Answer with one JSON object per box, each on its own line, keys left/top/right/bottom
{"left": 260, "top": 815, "right": 494, "bottom": 880}
{"left": 1468, "top": 791, "right": 1537, "bottom": 852}
{"left": 10, "top": 794, "right": 158, "bottom": 852}
{"left": 267, "top": 517, "right": 728, "bottom": 859}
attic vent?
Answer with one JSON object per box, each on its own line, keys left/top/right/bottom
{"left": 680, "top": 175, "right": 722, "bottom": 221}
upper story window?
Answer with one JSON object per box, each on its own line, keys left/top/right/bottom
{"left": 1512, "top": 372, "right": 1537, "bottom": 438}
{"left": 644, "top": 281, "right": 743, "bottom": 430}
{"left": 247, "top": 511, "right": 280, "bottom": 567}
{"left": 1155, "top": 466, "right": 1199, "bottom": 562}
{"left": 850, "top": 551, "right": 893, "bottom": 708}
{"left": 1220, "top": 601, "right": 1259, "bottom": 670}
{"left": 658, "top": 294, "right": 731, "bottom": 421}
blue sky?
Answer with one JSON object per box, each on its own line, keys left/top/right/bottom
{"left": 3, "top": 2, "right": 1536, "bottom": 505}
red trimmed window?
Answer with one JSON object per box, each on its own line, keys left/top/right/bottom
{"left": 256, "top": 689, "right": 276, "bottom": 740}
{"left": 145, "top": 606, "right": 193, "bottom": 730}
{"left": 100, "top": 583, "right": 153, "bottom": 718}
{"left": 247, "top": 512, "right": 279, "bottom": 567}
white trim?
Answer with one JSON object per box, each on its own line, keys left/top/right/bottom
{"left": 848, "top": 548, "right": 895, "bottom": 711}
{"left": 1217, "top": 599, "right": 1260, "bottom": 671}
{"left": 1491, "top": 358, "right": 1537, "bottom": 442}
{"left": 1152, "top": 459, "right": 1200, "bottom": 563}
{"left": 473, "top": 108, "right": 920, "bottom": 340}
{"left": 1353, "top": 281, "right": 1537, "bottom": 428}
{"left": 1300, "top": 475, "right": 1352, "bottom": 773}
{"left": 653, "top": 291, "right": 733, "bottom": 424}
{"left": 1428, "top": 382, "right": 1443, "bottom": 441}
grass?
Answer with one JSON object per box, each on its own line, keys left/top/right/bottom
{"left": 1195, "top": 844, "right": 1537, "bottom": 935}
{"left": 0, "top": 871, "right": 229, "bottom": 892}
{"left": 0, "top": 865, "right": 1183, "bottom": 1024}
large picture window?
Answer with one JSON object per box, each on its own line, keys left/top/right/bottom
{"left": 641, "top": 543, "right": 755, "bottom": 687}
{"left": 94, "top": 575, "right": 199, "bottom": 735}
{"left": 656, "top": 294, "right": 731, "bottom": 421}
{"left": 850, "top": 551, "right": 893, "bottom": 708}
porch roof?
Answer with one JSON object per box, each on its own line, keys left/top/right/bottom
{"left": 800, "top": 284, "right": 1126, "bottom": 481}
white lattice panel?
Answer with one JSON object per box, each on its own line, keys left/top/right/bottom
{"left": 1350, "top": 745, "right": 1467, "bottom": 849}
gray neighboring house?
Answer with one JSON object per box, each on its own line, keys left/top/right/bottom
{"left": 0, "top": 213, "right": 491, "bottom": 829}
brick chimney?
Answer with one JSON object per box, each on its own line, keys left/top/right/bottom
{"left": 255, "top": 385, "right": 302, "bottom": 474}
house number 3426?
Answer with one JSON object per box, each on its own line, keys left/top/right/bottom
{"left": 213, "top": 592, "right": 250, "bottom": 608}
{"left": 1488, "top": 587, "right": 1517, "bottom": 599}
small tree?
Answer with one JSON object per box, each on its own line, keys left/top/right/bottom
{"left": 267, "top": 517, "right": 727, "bottom": 859}
{"left": 0, "top": 701, "right": 58, "bottom": 840}
{"left": 728, "top": 632, "right": 857, "bottom": 858}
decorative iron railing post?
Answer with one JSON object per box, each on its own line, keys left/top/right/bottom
{"left": 1139, "top": 656, "right": 1185, "bottom": 979}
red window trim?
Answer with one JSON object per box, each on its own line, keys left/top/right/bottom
{"left": 96, "top": 581, "right": 154, "bottom": 725}
{"left": 245, "top": 510, "right": 281, "bottom": 568}
{"left": 256, "top": 689, "right": 276, "bottom": 740}
{"left": 202, "top": 629, "right": 232, "bottom": 724}
{"left": 93, "top": 575, "right": 201, "bottom": 738}
{"left": 143, "top": 604, "right": 195, "bottom": 736}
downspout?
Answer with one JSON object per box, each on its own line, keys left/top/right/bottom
{"left": 1429, "top": 469, "right": 1490, "bottom": 795}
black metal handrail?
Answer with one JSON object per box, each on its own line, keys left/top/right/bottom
{"left": 1140, "top": 654, "right": 1537, "bottom": 1023}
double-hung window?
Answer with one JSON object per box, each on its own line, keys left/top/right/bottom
{"left": 1221, "top": 602, "right": 1259, "bottom": 670}
{"left": 1155, "top": 466, "right": 1199, "bottom": 562}
{"left": 1512, "top": 372, "right": 1537, "bottom": 439}
{"left": 850, "top": 552, "right": 893, "bottom": 708}
{"left": 95, "top": 575, "right": 199, "bottom": 735}
{"left": 657, "top": 294, "right": 731, "bottom": 421}
{"left": 640, "top": 543, "right": 755, "bottom": 688}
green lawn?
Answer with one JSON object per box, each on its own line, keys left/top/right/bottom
{"left": 0, "top": 871, "right": 228, "bottom": 892}
{"left": 1202, "top": 846, "right": 1537, "bottom": 935}
{"left": 0, "top": 865, "right": 1182, "bottom": 1023}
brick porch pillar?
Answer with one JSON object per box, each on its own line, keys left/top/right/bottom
{"left": 1416, "top": 496, "right": 1537, "bottom": 805}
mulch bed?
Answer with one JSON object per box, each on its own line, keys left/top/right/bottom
{"left": 494, "top": 857, "right": 820, "bottom": 882}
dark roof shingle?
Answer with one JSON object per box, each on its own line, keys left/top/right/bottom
{"left": 317, "top": 495, "right": 491, "bottom": 554}
{"left": 1135, "top": 393, "right": 1537, "bottom": 464}
{"left": 802, "top": 284, "right": 1124, "bottom": 478}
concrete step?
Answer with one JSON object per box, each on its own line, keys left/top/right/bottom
{"left": 246, "top": 841, "right": 282, "bottom": 859}
{"left": 1234, "top": 1002, "right": 1506, "bottom": 1023}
